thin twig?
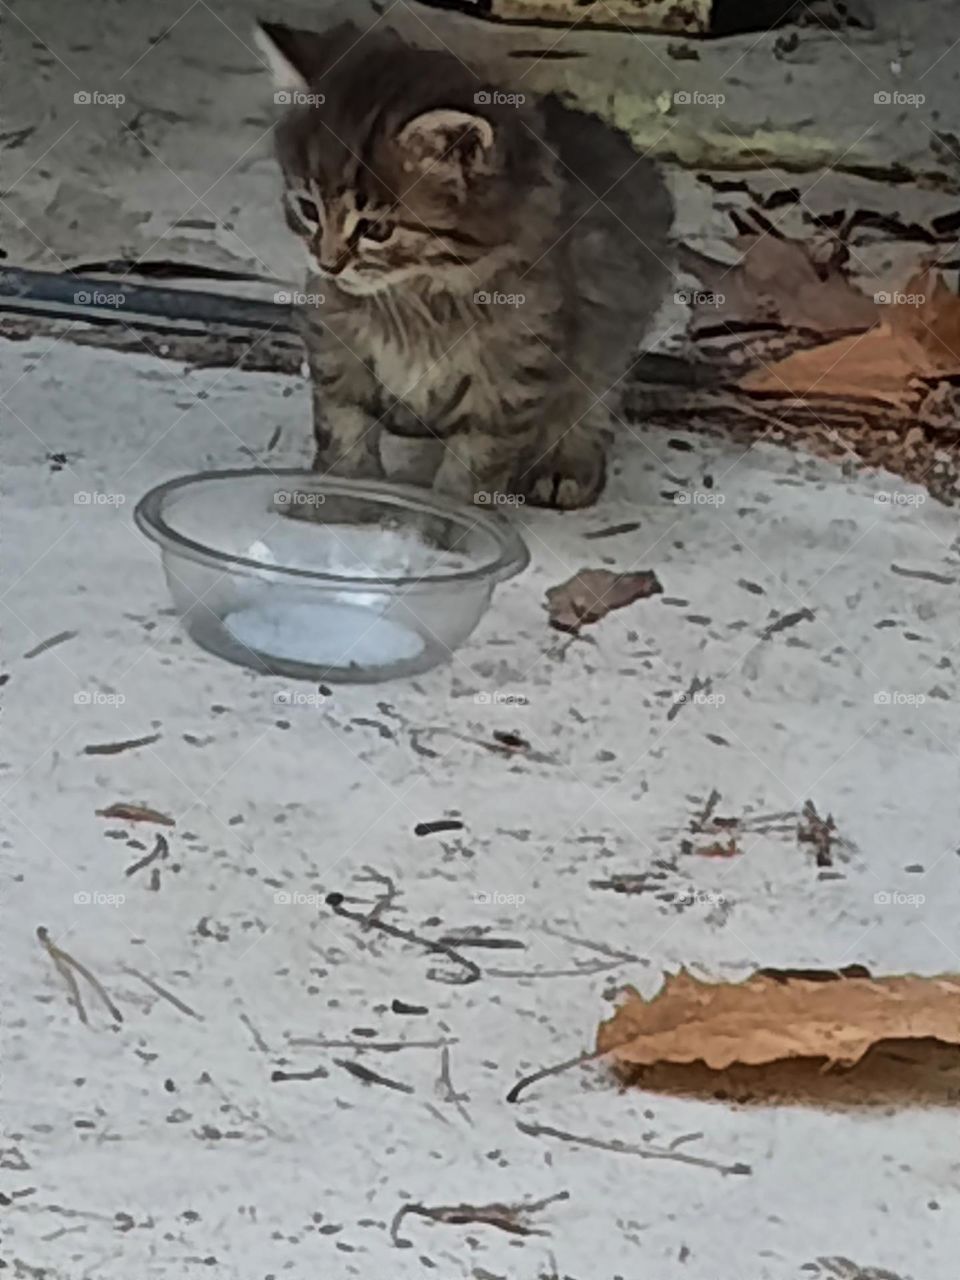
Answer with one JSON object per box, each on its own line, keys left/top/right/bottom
{"left": 438, "top": 1046, "right": 473, "bottom": 1125}
{"left": 797, "top": 799, "right": 838, "bottom": 868}
{"left": 517, "top": 1120, "right": 751, "bottom": 1176}
{"left": 391, "top": 998, "right": 428, "bottom": 1015}
{"left": 287, "top": 1036, "right": 455, "bottom": 1051}
{"left": 335, "top": 1058, "right": 413, "bottom": 1093}
{"left": 123, "top": 966, "right": 202, "bottom": 1020}
{"left": 271, "top": 1066, "right": 330, "bottom": 1083}
{"left": 37, "top": 927, "right": 123, "bottom": 1023}
{"left": 486, "top": 959, "right": 627, "bottom": 979}
{"left": 390, "top": 1191, "right": 569, "bottom": 1247}
{"left": 38, "top": 928, "right": 88, "bottom": 1024}
{"left": 438, "top": 933, "right": 525, "bottom": 950}
{"left": 125, "top": 833, "right": 169, "bottom": 878}
{"left": 82, "top": 733, "right": 162, "bottom": 756}
{"left": 506, "top": 1049, "right": 604, "bottom": 1104}
{"left": 669, "top": 1131, "right": 704, "bottom": 1150}
{"left": 409, "top": 725, "right": 556, "bottom": 766}
{"left": 23, "top": 630, "right": 77, "bottom": 659}
{"left": 761, "top": 607, "right": 815, "bottom": 641}
{"left": 414, "top": 819, "right": 464, "bottom": 837}
{"left": 536, "top": 925, "right": 639, "bottom": 963}
{"left": 690, "top": 788, "right": 722, "bottom": 833}
{"left": 326, "top": 893, "right": 481, "bottom": 985}
{"left": 239, "top": 1012, "right": 270, "bottom": 1052}
{"left": 355, "top": 866, "right": 400, "bottom": 926}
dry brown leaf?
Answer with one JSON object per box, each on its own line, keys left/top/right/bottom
{"left": 597, "top": 969, "right": 960, "bottom": 1071}
{"left": 888, "top": 268, "right": 960, "bottom": 369}
{"left": 546, "top": 569, "right": 663, "bottom": 633}
{"left": 738, "top": 268, "right": 960, "bottom": 402}
{"left": 677, "top": 236, "right": 877, "bottom": 334}
{"left": 96, "top": 802, "right": 175, "bottom": 826}
{"left": 693, "top": 838, "right": 740, "bottom": 858}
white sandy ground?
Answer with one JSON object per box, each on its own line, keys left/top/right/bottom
{"left": 3, "top": 335, "right": 960, "bottom": 1278}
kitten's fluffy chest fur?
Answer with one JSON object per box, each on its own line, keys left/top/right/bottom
{"left": 314, "top": 272, "right": 558, "bottom": 427}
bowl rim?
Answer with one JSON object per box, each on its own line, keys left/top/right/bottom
{"left": 134, "top": 468, "right": 530, "bottom": 589}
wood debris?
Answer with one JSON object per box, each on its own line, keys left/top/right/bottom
{"left": 546, "top": 569, "right": 663, "bottom": 633}
{"left": 390, "top": 1190, "right": 569, "bottom": 1247}
{"left": 96, "top": 802, "right": 175, "bottom": 826}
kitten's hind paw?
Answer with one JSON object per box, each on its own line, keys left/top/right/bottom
{"left": 521, "top": 432, "right": 607, "bottom": 510}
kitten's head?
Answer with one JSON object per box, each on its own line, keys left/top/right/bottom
{"left": 256, "top": 21, "right": 546, "bottom": 296}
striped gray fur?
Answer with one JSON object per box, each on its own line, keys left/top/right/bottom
{"left": 258, "top": 20, "right": 674, "bottom": 507}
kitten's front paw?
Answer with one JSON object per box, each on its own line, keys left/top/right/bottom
{"left": 311, "top": 445, "right": 383, "bottom": 480}
{"left": 522, "top": 432, "right": 607, "bottom": 510}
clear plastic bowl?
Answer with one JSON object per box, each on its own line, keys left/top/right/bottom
{"left": 134, "top": 470, "right": 529, "bottom": 683}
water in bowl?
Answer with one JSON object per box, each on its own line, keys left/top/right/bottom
{"left": 222, "top": 597, "right": 426, "bottom": 668}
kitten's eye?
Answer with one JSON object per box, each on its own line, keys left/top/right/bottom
{"left": 294, "top": 195, "right": 320, "bottom": 224}
{"left": 357, "top": 218, "right": 394, "bottom": 244}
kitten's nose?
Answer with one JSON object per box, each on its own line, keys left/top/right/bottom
{"left": 316, "top": 254, "right": 348, "bottom": 276}
{"left": 313, "top": 232, "right": 350, "bottom": 276}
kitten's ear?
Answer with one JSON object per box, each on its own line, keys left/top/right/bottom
{"left": 254, "top": 20, "right": 323, "bottom": 93}
{"left": 396, "top": 110, "right": 495, "bottom": 198}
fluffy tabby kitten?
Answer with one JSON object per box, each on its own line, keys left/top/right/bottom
{"left": 257, "top": 20, "right": 673, "bottom": 508}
